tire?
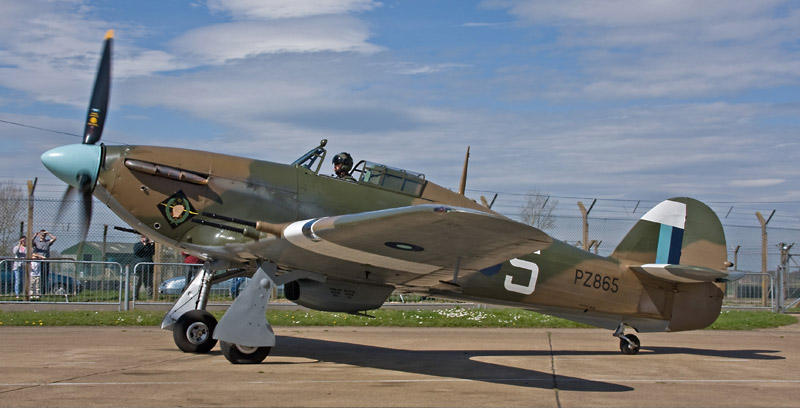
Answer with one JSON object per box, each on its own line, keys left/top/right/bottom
{"left": 173, "top": 310, "right": 218, "bottom": 353}
{"left": 220, "top": 341, "right": 271, "bottom": 364}
{"left": 619, "top": 334, "right": 641, "bottom": 355}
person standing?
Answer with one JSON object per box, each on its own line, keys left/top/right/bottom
{"left": 230, "top": 276, "right": 245, "bottom": 300}
{"left": 133, "top": 235, "right": 155, "bottom": 300}
{"left": 32, "top": 229, "right": 56, "bottom": 293}
{"left": 29, "top": 253, "right": 43, "bottom": 298}
{"left": 12, "top": 236, "right": 26, "bottom": 299}
{"left": 182, "top": 252, "right": 204, "bottom": 286}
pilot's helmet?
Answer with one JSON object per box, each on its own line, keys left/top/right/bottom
{"left": 332, "top": 152, "right": 353, "bottom": 172}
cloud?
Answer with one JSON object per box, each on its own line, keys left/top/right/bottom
{"left": 484, "top": 0, "right": 800, "bottom": 100}
{"left": 0, "top": 1, "right": 382, "bottom": 108}
{"left": 462, "top": 22, "right": 511, "bottom": 28}
{"left": 117, "top": 51, "right": 430, "bottom": 140}
{"left": 388, "top": 62, "right": 469, "bottom": 75}
{"left": 206, "top": 0, "right": 379, "bottom": 20}
{"left": 486, "top": 0, "right": 787, "bottom": 27}
{"left": 729, "top": 179, "right": 785, "bottom": 188}
{"left": 169, "top": 16, "right": 382, "bottom": 64}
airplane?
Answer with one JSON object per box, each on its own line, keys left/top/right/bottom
{"left": 40, "top": 31, "right": 739, "bottom": 364}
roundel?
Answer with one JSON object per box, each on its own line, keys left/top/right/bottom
{"left": 385, "top": 242, "right": 424, "bottom": 252}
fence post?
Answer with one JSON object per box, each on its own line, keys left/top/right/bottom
{"left": 578, "top": 199, "right": 595, "bottom": 251}
{"left": 776, "top": 243, "right": 794, "bottom": 313}
{"left": 24, "top": 178, "right": 36, "bottom": 301}
{"left": 756, "top": 211, "right": 774, "bottom": 307}
{"left": 123, "top": 265, "right": 130, "bottom": 311}
{"left": 153, "top": 242, "right": 162, "bottom": 301}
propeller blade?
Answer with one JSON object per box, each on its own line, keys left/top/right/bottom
{"left": 83, "top": 30, "right": 113, "bottom": 145}
{"left": 76, "top": 173, "right": 94, "bottom": 243}
{"left": 54, "top": 186, "right": 77, "bottom": 227}
{"left": 79, "top": 189, "right": 93, "bottom": 243}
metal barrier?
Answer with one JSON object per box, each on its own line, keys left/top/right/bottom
{"left": 0, "top": 259, "right": 124, "bottom": 306}
{"left": 722, "top": 273, "right": 775, "bottom": 310}
{"left": 1, "top": 259, "right": 251, "bottom": 310}
{"left": 128, "top": 262, "right": 251, "bottom": 309}
{"left": 775, "top": 265, "right": 800, "bottom": 312}
{"left": 129, "top": 262, "right": 205, "bottom": 308}
{"left": 786, "top": 266, "right": 800, "bottom": 310}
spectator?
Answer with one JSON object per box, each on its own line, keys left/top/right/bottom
{"left": 230, "top": 276, "right": 245, "bottom": 299}
{"left": 182, "top": 252, "right": 204, "bottom": 286}
{"left": 133, "top": 235, "right": 155, "bottom": 300}
{"left": 29, "top": 253, "right": 44, "bottom": 298}
{"left": 12, "top": 236, "right": 26, "bottom": 299}
{"left": 32, "top": 229, "right": 56, "bottom": 293}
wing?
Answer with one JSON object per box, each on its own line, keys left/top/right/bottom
{"left": 282, "top": 205, "right": 551, "bottom": 273}
{"left": 234, "top": 205, "right": 552, "bottom": 287}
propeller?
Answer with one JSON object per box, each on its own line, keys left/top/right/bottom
{"left": 53, "top": 173, "right": 94, "bottom": 243}
{"left": 46, "top": 30, "right": 113, "bottom": 243}
{"left": 83, "top": 30, "right": 113, "bottom": 145}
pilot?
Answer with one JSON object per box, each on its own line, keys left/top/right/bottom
{"left": 332, "top": 152, "right": 355, "bottom": 181}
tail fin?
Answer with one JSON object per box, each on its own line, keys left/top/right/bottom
{"left": 612, "top": 197, "right": 728, "bottom": 273}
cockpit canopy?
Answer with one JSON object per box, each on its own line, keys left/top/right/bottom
{"left": 293, "top": 139, "right": 426, "bottom": 197}
{"left": 352, "top": 161, "right": 425, "bottom": 196}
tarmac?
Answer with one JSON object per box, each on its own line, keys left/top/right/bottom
{"left": 1, "top": 324, "right": 799, "bottom": 408}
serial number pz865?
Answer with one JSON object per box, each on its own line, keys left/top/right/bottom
{"left": 574, "top": 269, "right": 619, "bottom": 293}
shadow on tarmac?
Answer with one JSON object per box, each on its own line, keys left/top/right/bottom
{"left": 641, "top": 346, "right": 784, "bottom": 360}
{"left": 270, "top": 336, "right": 634, "bottom": 392}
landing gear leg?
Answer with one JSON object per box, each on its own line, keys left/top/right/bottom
{"left": 162, "top": 263, "right": 217, "bottom": 353}
{"left": 613, "top": 323, "right": 641, "bottom": 355}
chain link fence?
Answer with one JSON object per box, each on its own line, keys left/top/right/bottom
{"left": 0, "top": 193, "right": 797, "bottom": 311}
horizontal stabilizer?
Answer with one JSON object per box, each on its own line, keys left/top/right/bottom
{"left": 630, "top": 263, "right": 731, "bottom": 283}
{"left": 718, "top": 270, "right": 747, "bottom": 283}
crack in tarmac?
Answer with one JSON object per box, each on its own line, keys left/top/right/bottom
{"left": 547, "top": 331, "right": 562, "bottom": 408}
{"left": 0, "top": 354, "right": 193, "bottom": 395}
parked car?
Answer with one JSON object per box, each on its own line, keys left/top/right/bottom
{"left": 159, "top": 276, "right": 249, "bottom": 298}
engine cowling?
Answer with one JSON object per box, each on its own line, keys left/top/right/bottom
{"left": 284, "top": 279, "right": 394, "bottom": 313}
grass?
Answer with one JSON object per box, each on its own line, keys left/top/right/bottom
{"left": 0, "top": 308, "right": 796, "bottom": 329}
{"left": 707, "top": 310, "right": 797, "bottom": 330}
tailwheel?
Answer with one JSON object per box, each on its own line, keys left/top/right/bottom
{"left": 220, "top": 341, "right": 271, "bottom": 364}
{"left": 619, "top": 334, "right": 641, "bottom": 355}
{"left": 173, "top": 310, "right": 218, "bottom": 353}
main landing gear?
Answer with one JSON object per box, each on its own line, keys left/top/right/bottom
{"left": 161, "top": 262, "right": 276, "bottom": 364}
{"left": 613, "top": 323, "right": 641, "bottom": 355}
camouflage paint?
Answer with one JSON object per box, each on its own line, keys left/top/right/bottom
{"left": 91, "top": 145, "right": 728, "bottom": 333}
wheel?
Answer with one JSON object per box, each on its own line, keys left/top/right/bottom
{"left": 173, "top": 310, "right": 218, "bottom": 353}
{"left": 619, "top": 334, "right": 641, "bottom": 355}
{"left": 220, "top": 341, "right": 271, "bottom": 364}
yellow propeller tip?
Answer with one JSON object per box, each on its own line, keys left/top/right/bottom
{"left": 105, "top": 29, "right": 114, "bottom": 40}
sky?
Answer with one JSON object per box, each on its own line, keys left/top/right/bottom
{"left": 0, "top": 0, "right": 799, "bottom": 229}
